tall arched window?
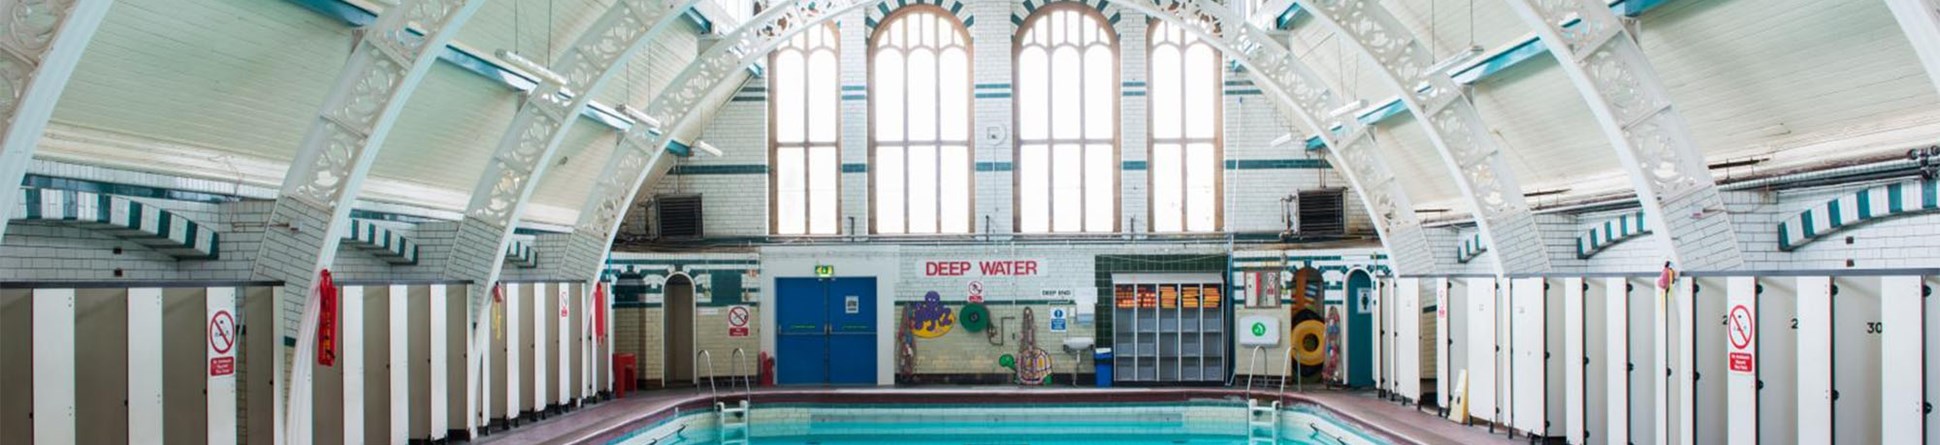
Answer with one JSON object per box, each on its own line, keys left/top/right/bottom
{"left": 871, "top": 6, "right": 973, "bottom": 234}
{"left": 1148, "top": 21, "right": 1221, "bottom": 232}
{"left": 1015, "top": 4, "right": 1118, "bottom": 233}
{"left": 770, "top": 24, "right": 840, "bottom": 235}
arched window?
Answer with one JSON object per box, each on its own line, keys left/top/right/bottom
{"left": 871, "top": 6, "right": 973, "bottom": 234}
{"left": 770, "top": 24, "right": 840, "bottom": 235}
{"left": 1015, "top": 4, "right": 1118, "bottom": 233}
{"left": 1148, "top": 21, "right": 1221, "bottom": 232}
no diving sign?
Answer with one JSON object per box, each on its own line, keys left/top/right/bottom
{"left": 727, "top": 305, "right": 751, "bottom": 337}
{"left": 1727, "top": 303, "right": 1754, "bottom": 374}
{"left": 208, "top": 309, "right": 236, "bottom": 377}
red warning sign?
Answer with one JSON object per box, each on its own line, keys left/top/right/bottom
{"left": 1727, "top": 304, "right": 1754, "bottom": 373}
{"left": 208, "top": 309, "right": 236, "bottom": 377}
{"left": 727, "top": 305, "right": 751, "bottom": 338}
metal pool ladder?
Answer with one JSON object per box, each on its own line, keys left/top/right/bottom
{"left": 716, "top": 348, "right": 754, "bottom": 445}
{"left": 718, "top": 399, "right": 750, "bottom": 445}
{"left": 1247, "top": 398, "right": 1281, "bottom": 444}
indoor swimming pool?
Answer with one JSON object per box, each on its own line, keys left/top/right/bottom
{"left": 604, "top": 400, "right": 1391, "bottom": 445}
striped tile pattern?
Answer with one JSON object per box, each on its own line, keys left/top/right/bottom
{"left": 1455, "top": 234, "right": 1488, "bottom": 264}
{"left": 342, "top": 218, "right": 418, "bottom": 265}
{"left": 1778, "top": 178, "right": 1940, "bottom": 251}
{"left": 1577, "top": 210, "right": 1652, "bottom": 259}
{"left": 505, "top": 237, "right": 538, "bottom": 268}
{"left": 10, "top": 188, "right": 219, "bottom": 259}
{"left": 1010, "top": 0, "right": 1120, "bottom": 26}
{"left": 868, "top": 0, "right": 974, "bottom": 29}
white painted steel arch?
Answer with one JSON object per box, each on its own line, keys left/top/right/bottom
{"left": 247, "top": 1, "right": 487, "bottom": 443}
{"left": 0, "top": 0, "right": 115, "bottom": 243}
{"left": 1501, "top": 0, "right": 1744, "bottom": 271}
{"left": 448, "top": 0, "right": 700, "bottom": 433}
{"left": 1295, "top": 0, "right": 1553, "bottom": 275}
{"left": 566, "top": 0, "right": 1444, "bottom": 277}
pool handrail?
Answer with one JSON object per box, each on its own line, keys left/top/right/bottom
{"left": 696, "top": 349, "right": 717, "bottom": 402}
{"left": 1279, "top": 343, "right": 1300, "bottom": 403}
{"left": 730, "top": 347, "right": 753, "bottom": 401}
{"left": 1243, "top": 345, "right": 1265, "bottom": 399}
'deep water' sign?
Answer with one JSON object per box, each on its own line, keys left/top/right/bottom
{"left": 924, "top": 260, "right": 1041, "bottom": 276}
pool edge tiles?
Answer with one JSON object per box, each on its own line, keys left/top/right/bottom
{"left": 608, "top": 400, "right": 1391, "bottom": 445}
{"left": 569, "top": 389, "right": 1426, "bottom": 445}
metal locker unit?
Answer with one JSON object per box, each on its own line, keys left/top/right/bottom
{"left": 1797, "top": 276, "right": 1834, "bottom": 445}
{"left": 1393, "top": 278, "right": 1422, "bottom": 402}
{"left": 1509, "top": 277, "right": 1550, "bottom": 438}
{"left": 1757, "top": 277, "right": 1798, "bottom": 445}
{"left": 1629, "top": 276, "right": 1659, "bottom": 445}
{"left": 1880, "top": 275, "right": 1925, "bottom": 444}
{"left": 362, "top": 285, "right": 406, "bottom": 445}
{"left": 1438, "top": 278, "right": 1456, "bottom": 412}
{"left": 1724, "top": 277, "right": 1758, "bottom": 445}
{"left": 1563, "top": 277, "right": 1585, "bottom": 445}
{"left": 1926, "top": 275, "right": 1940, "bottom": 445}
{"left": 1832, "top": 276, "right": 1881, "bottom": 445}
{"left": 1691, "top": 277, "right": 1729, "bottom": 445}
{"left": 1497, "top": 278, "right": 1513, "bottom": 430}
{"left": 1584, "top": 277, "right": 1626, "bottom": 445}
{"left": 1467, "top": 277, "right": 1498, "bottom": 426}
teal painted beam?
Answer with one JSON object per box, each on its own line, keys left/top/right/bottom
{"left": 1296, "top": 0, "right": 1668, "bottom": 151}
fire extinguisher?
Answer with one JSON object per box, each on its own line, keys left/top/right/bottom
{"left": 758, "top": 352, "right": 777, "bottom": 386}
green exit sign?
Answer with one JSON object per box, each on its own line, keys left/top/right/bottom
{"left": 815, "top": 264, "right": 834, "bottom": 278}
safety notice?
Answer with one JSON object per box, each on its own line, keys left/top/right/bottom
{"left": 1727, "top": 303, "right": 1754, "bottom": 373}
{"left": 208, "top": 309, "right": 236, "bottom": 377}
{"left": 727, "top": 305, "right": 751, "bottom": 337}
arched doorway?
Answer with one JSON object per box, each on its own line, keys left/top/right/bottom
{"left": 665, "top": 274, "right": 695, "bottom": 386}
{"left": 1346, "top": 269, "right": 1375, "bottom": 388}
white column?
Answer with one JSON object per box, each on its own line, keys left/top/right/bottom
{"left": 1436, "top": 278, "right": 1450, "bottom": 409}
{"left": 128, "top": 288, "right": 164, "bottom": 445}
{"left": 1726, "top": 277, "right": 1758, "bottom": 445}
{"left": 206, "top": 287, "right": 239, "bottom": 445}
{"left": 1563, "top": 277, "right": 1584, "bottom": 445}
{"left": 506, "top": 283, "right": 522, "bottom": 419}
{"left": 429, "top": 284, "right": 448, "bottom": 439}
{"left": 340, "top": 286, "right": 364, "bottom": 443}
{"left": 387, "top": 284, "right": 409, "bottom": 444}
{"left": 1797, "top": 276, "right": 1833, "bottom": 445}
{"left": 1602, "top": 278, "right": 1630, "bottom": 445}
{"left": 533, "top": 282, "right": 549, "bottom": 413}
{"left": 556, "top": 284, "right": 570, "bottom": 406}
{"left": 1467, "top": 277, "right": 1497, "bottom": 424}
{"left": 33, "top": 288, "right": 76, "bottom": 445}
{"left": 1881, "top": 275, "right": 1924, "bottom": 443}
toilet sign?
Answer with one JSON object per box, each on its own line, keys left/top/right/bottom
{"left": 1727, "top": 303, "right": 1755, "bottom": 373}
{"left": 208, "top": 309, "right": 236, "bottom": 377}
{"left": 1049, "top": 308, "right": 1068, "bottom": 332}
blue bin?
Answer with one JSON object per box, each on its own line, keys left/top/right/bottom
{"left": 1094, "top": 349, "right": 1113, "bottom": 387}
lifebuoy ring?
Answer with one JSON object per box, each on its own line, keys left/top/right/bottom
{"left": 1292, "top": 319, "right": 1327, "bottom": 367}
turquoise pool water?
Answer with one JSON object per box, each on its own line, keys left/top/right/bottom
{"left": 609, "top": 401, "right": 1390, "bottom": 445}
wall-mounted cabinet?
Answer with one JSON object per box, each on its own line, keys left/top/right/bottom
{"left": 1112, "top": 274, "right": 1227, "bottom": 384}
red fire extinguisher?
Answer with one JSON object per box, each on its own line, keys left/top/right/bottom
{"left": 758, "top": 352, "right": 777, "bottom": 386}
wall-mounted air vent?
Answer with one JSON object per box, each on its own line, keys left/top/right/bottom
{"left": 1296, "top": 189, "right": 1346, "bottom": 236}
{"left": 654, "top": 194, "right": 703, "bottom": 240}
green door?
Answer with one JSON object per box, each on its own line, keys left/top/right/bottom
{"left": 1346, "top": 270, "right": 1374, "bottom": 388}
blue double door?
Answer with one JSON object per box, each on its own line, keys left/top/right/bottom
{"left": 776, "top": 277, "right": 877, "bottom": 385}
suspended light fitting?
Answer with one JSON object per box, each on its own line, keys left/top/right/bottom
{"left": 494, "top": 50, "right": 568, "bottom": 87}
{"left": 1269, "top": 133, "right": 1296, "bottom": 148}
{"left": 693, "top": 140, "right": 723, "bottom": 157}
{"left": 1426, "top": 45, "right": 1487, "bottom": 77}
{"left": 1326, "top": 99, "right": 1367, "bottom": 121}
{"left": 617, "top": 104, "right": 663, "bottom": 132}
